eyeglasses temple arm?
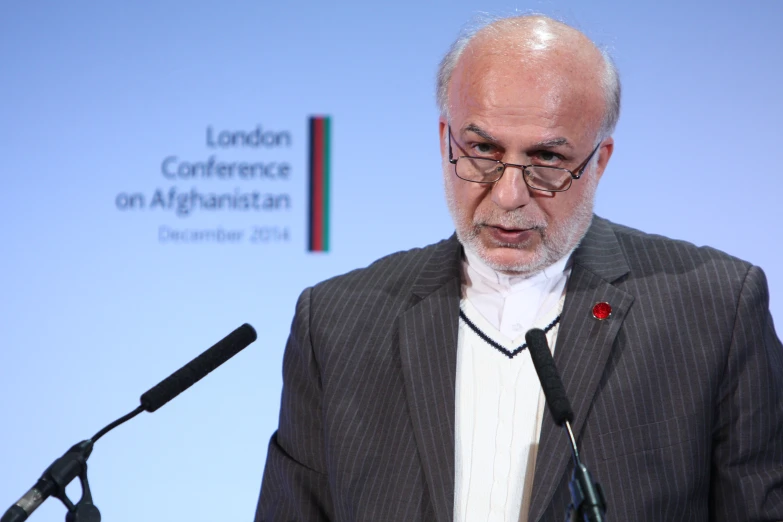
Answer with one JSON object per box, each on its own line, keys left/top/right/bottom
{"left": 447, "top": 126, "right": 458, "bottom": 164}
{"left": 574, "top": 143, "right": 602, "bottom": 178}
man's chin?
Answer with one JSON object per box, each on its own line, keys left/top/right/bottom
{"left": 473, "top": 244, "right": 544, "bottom": 275}
{"left": 457, "top": 227, "right": 548, "bottom": 274}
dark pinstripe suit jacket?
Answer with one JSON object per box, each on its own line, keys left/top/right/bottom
{"left": 256, "top": 216, "right": 783, "bottom": 521}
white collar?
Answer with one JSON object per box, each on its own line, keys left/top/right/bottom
{"left": 462, "top": 247, "right": 573, "bottom": 294}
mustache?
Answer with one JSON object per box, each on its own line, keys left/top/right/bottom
{"left": 474, "top": 212, "right": 547, "bottom": 231}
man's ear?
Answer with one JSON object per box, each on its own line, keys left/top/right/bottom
{"left": 594, "top": 136, "right": 614, "bottom": 181}
{"left": 438, "top": 119, "right": 448, "bottom": 159}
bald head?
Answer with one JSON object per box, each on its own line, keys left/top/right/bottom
{"left": 437, "top": 15, "right": 621, "bottom": 140}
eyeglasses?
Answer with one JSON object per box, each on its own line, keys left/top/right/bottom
{"left": 448, "top": 126, "right": 600, "bottom": 192}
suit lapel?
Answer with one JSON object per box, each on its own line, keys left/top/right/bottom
{"left": 529, "top": 217, "right": 635, "bottom": 522}
{"left": 399, "top": 236, "right": 462, "bottom": 522}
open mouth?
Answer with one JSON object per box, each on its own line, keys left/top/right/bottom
{"left": 486, "top": 225, "right": 536, "bottom": 243}
{"left": 493, "top": 225, "right": 528, "bottom": 233}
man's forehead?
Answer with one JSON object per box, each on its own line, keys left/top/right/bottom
{"left": 458, "top": 37, "right": 601, "bottom": 85}
{"left": 447, "top": 36, "right": 605, "bottom": 141}
{"left": 450, "top": 58, "right": 600, "bottom": 114}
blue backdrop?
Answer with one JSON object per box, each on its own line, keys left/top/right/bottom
{"left": 2, "top": 1, "right": 781, "bottom": 520}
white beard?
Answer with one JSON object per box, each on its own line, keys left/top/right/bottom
{"left": 443, "top": 164, "right": 599, "bottom": 276}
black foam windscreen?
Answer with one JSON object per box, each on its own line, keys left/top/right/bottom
{"left": 140, "top": 323, "right": 257, "bottom": 413}
{"left": 525, "top": 328, "right": 574, "bottom": 426}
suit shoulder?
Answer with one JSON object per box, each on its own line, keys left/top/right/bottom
{"left": 598, "top": 217, "right": 753, "bottom": 275}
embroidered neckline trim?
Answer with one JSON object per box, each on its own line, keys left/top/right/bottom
{"left": 458, "top": 310, "right": 561, "bottom": 359}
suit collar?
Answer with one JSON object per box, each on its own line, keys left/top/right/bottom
{"left": 571, "top": 215, "right": 631, "bottom": 284}
{"left": 410, "top": 234, "right": 463, "bottom": 300}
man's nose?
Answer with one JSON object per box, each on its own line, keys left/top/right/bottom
{"left": 490, "top": 165, "right": 532, "bottom": 210}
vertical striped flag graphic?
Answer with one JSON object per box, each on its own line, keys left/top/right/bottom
{"left": 308, "top": 116, "right": 331, "bottom": 252}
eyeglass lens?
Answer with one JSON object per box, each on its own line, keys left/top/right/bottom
{"left": 455, "top": 157, "right": 572, "bottom": 192}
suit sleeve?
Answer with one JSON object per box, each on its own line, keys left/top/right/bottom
{"left": 710, "top": 265, "right": 783, "bottom": 520}
{"left": 255, "top": 287, "right": 335, "bottom": 521}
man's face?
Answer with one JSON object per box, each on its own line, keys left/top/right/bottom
{"left": 440, "top": 43, "right": 614, "bottom": 275}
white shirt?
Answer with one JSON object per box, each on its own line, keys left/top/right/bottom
{"left": 454, "top": 249, "right": 572, "bottom": 522}
{"left": 461, "top": 249, "right": 571, "bottom": 339}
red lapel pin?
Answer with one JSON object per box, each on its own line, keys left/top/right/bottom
{"left": 592, "top": 302, "right": 612, "bottom": 320}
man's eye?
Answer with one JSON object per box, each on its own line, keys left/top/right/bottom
{"left": 472, "top": 143, "right": 496, "bottom": 155}
{"left": 533, "top": 151, "right": 563, "bottom": 164}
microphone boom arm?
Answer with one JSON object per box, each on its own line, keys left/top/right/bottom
{"left": 563, "top": 420, "right": 607, "bottom": 522}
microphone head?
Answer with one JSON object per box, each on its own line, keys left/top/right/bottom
{"left": 525, "top": 328, "right": 574, "bottom": 426}
{"left": 140, "top": 323, "right": 257, "bottom": 412}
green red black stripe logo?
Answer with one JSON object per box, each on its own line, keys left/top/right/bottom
{"left": 308, "top": 116, "right": 331, "bottom": 252}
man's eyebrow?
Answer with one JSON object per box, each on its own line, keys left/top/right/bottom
{"left": 464, "top": 124, "right": 498, "bottom": 142}
{"left": 463, "top": 124, "right": 573, "bottom": 149}
{"left": 534, "top": 137, "right": 572, "bottom": 148}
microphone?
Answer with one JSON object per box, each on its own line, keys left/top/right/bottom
{"left": 2, "top": 323, "right": 257, "bottom": 522}
{"left": 140, "top": 322, "right": 257, "bottom": 412}
{"left": 525, "top": 329, "right": 574, "bottom": 426}
{"left": 525, "top": 328, "right": 607, "bottom": 522}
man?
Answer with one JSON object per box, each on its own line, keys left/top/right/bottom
{"left": 256, "top": 15, "right": 783, "bottom": 522}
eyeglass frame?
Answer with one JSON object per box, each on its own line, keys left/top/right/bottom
{"left": 447, "top": 125, "right": 601, "bottom": 193}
